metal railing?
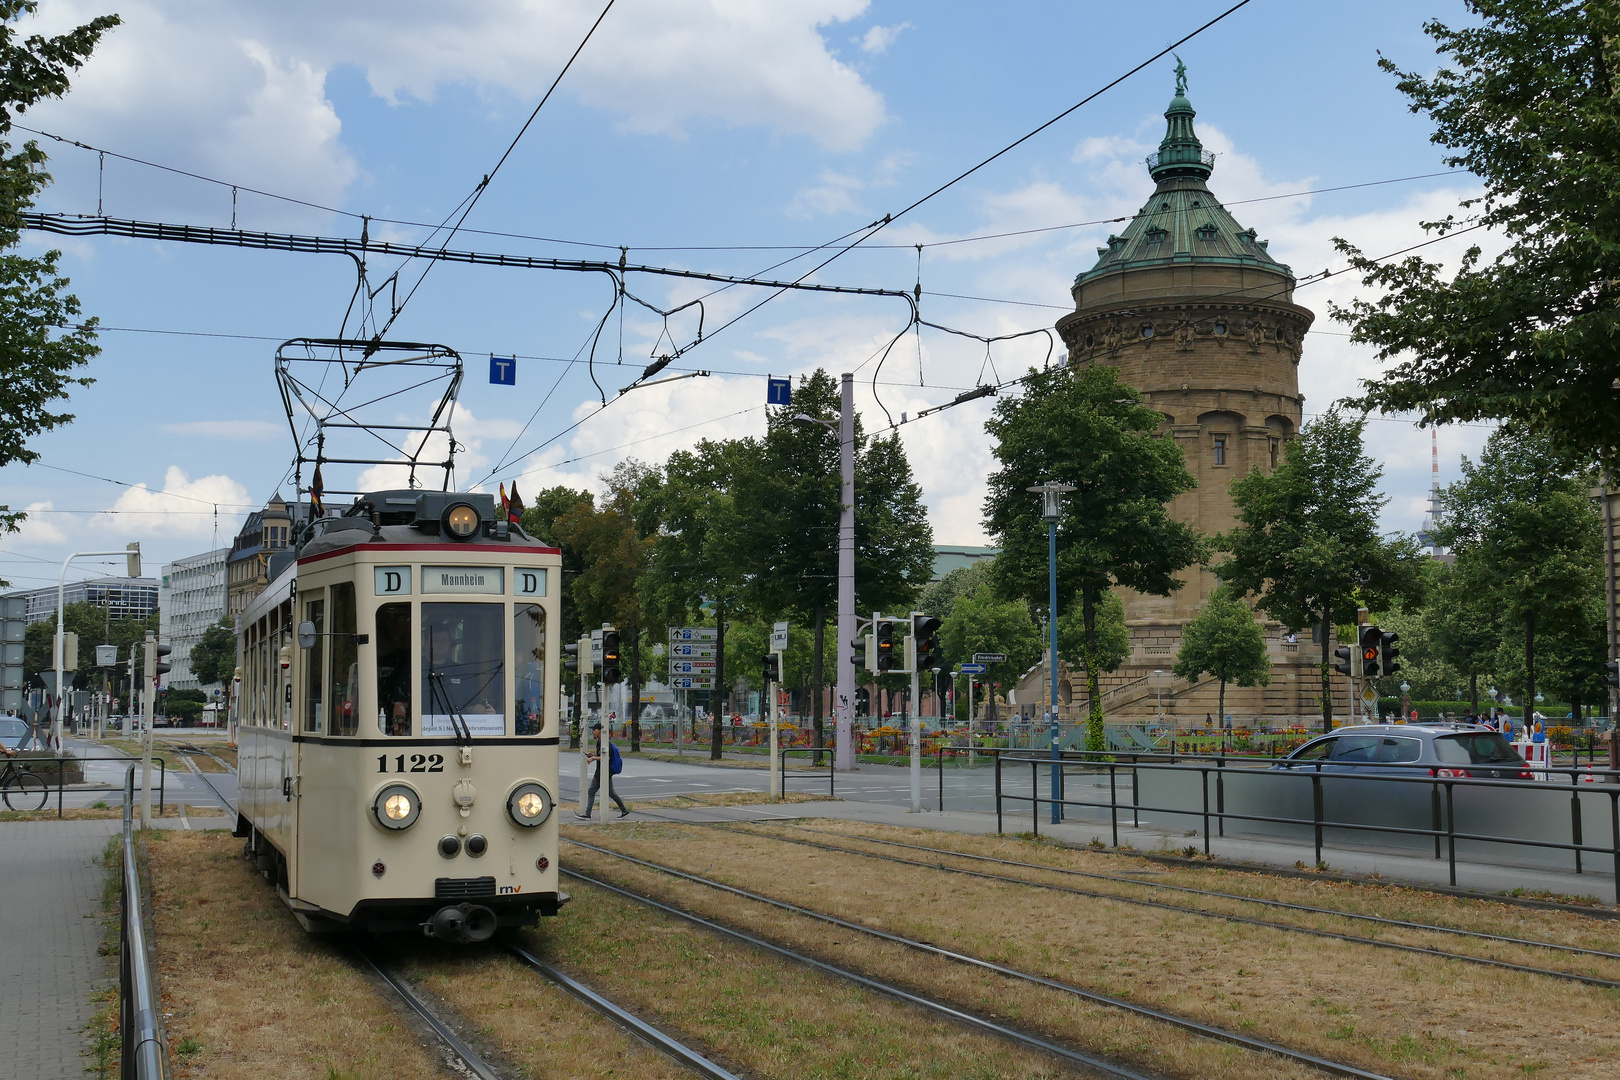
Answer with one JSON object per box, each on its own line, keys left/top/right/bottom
{"left": 777, "top": 747, "right": 835, "bottom": 799}
{"left": 6, "top": 755, "right": 167, "bottom": 818}
{"left": 120, "top": 765, "right": 168, "bottom": 1079}
{"left": 989, "top": 748, "right": 1620, "bottom": 897}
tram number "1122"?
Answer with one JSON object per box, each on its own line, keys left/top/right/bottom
{"left": 377, "top": 754, "right": 446, "bottom": 773}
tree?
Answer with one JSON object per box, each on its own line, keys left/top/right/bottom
{"left": 1426, "top": 560, "right": 1502, "bottom": 711}
{"left": 1433, "top": 426, "right": 1605, "bottom": 723}
{"left": 553, "top": 462, "right": 657, "bottom": 750}
{"left": 984, "top": 364, "right": 1203, "bottom": 750}
{"left": 916, "top": 559, "right": 995, "bottom": 627}
{"left": 1216, "top": 410, "right": 1426, "bottom": 732}
{"left": 726, "top": 370, "right": 934, "bottom": 754}
{"left": 1057, "top": 591, "right": 1130, "bottom": 677}
{"left": 0, "top": 3, "right": 120, "bottom": 552}
{"left": 940, "top": 582, "right": 1042, "bottom": 707}
{"left": 24, "top": 601, "right": 155, "bottom": 698}
{"left": 638, "top": 439, "right": 748, "bottom": 759}
{"left": 1333, "top": 3, "right": 1620, "bottom": 473}
{"left": 189, "top": 620, "right": 236, "bottom": 687}
{"left": 518, "top": 485, "right": 594, "bottom": 645}
{"left": 1172, "top": 591, "right": 1271, "bottom": 728}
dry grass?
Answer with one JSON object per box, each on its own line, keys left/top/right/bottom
{"left": 143, "top": 831, "right": 451, "bottom": 1079}
{"left": 629, "top": 790, "right": 836, "bottom": 809}
{"left": 562, "top": 821, "right": 1620, "bottom": 1080}
{"left": 779, "top": 821, "right": 1620, "bottom": 961}
{"left": 405, "top": 876, "right": 1095, "bottom": 1080}
{"left": 0, "top": 806, "right": 151, "bottom": 821}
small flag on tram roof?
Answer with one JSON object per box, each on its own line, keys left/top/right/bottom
{"left": 499, "top": 482, "right": 509, "bottom": 516}
{"left": 508, "top": 482, "right": 524, "bottom": 526}
{"left": 310, "top": 463, "right": 325, "bottom": 516}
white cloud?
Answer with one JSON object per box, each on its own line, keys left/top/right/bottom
{"left": 788, "top": 150, "right": 913, "bottom": 219}
{"left": 8, "top": 501, "right": 68, "bottom": 546}
{"left": 98, "top": 467, "right": 253, "bottom": 539}
{"left": 858, "top": 22, "right": 911, "bottom": 54}
{"left": 159, "top": 419, "right": 282, "bottom": 440}
{"left": 23, "top": 0, "right": 888, "bottom": 228}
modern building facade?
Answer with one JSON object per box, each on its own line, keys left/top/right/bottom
{"left": 4, "top": 576, "right": 160, "bottom": 625}
{"left": 160, "top": 547, "right": 229, "bottom": 691}
{"left": 226, "top": 494, "right": 303, "bottom": 619}
{"left": 1052, "top": 71, "right": 1319, "bottom": 724}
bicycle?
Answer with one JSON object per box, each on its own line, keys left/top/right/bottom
{"left": 1, "top": 753, "right": 50, "bottom": 811}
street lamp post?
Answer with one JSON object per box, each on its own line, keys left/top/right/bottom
{"left": 1152, "top": 668, "right": 1164, "bottom": 730}
{"left": 1028, "top": 480, "right": 1075, "bottom": 825}
{"left": 792, "top": 375, "right": 856, "bottom": 770}
{"left": 1400, "top": 681, "right": 1411, "bottom": 722}
{"left": 54, "top": 544, "right": 141, "bottom": 750}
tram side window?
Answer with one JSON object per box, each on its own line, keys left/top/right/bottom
{"left": 377, "top": 602, "right": 412, "bottom": 736}
{"left": 330, "top": 583, "right": 359, "bottom": 736}
{"left": 303, "top": 594, "right": 325, "bottom": 733}
{"left": 514, "top": 604, "right": 545, "bottom": 736}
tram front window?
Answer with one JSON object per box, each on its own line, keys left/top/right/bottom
{"left": 376, "top": 602, "right": 413, "bottom": 737}
{"left": 514, "top": 603, "right": 545, "bottom": 736}
{"left": 422, "top": 603, "right": 505, "bottom": 736}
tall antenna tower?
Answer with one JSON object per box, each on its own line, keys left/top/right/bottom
{"left": 1419, "top": 427, "right": 1445, "bottom": 556}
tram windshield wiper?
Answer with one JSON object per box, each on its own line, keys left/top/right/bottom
{"left": 428, "top": 669, "right": 473, "bottom": 745}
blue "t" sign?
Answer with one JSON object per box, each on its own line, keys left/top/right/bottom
{"left": 766, "top": 377, "right": 791, "bottom": 405}
{"left": 490, "top": 355, "right": 517, "bottom": 385}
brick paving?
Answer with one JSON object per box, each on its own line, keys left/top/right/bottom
{"left": 0, "top": 819, "right": 121, "bottom": 1080}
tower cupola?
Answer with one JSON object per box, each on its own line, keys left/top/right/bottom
{"left": 1148, "top": 57, "right": 1213, "bottom": 183}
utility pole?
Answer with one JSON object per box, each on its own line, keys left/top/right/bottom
{"left": 835, "top": 373, "right": 856, "bottom": 770}
{"left": 907, "top": 627, "right": 921, "bottom": 812}
{"left": 140, "top": 631, "right": 155, "bottom": 827}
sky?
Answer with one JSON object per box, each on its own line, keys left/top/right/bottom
{"left": 0, "top": 0, "right": 1497, "bottom": 592}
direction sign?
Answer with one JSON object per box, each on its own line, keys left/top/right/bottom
{"left": 670, "top": 677, "right": 715, "bottom": 689}
{"left": 972, "top": 652, "right": 1008, "bottom": 664}
{"left": 670, "top": 627, "right": 717, "bottom": 642}
{"left": 669, "top": 643, "right": 716, "bottom": 659}
{"left": 770, "top": 620, "right": 790, "bottom": 651}
{"left": 669, "top": 660, "right": 717, "bottom": 675}
{"left": 960, "top": 663, "right": 988, "bottom": 674}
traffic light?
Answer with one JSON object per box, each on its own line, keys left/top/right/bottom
{"left": 854, "top": 635, "right": 871, "bottom": 671}
{"left": 1333, "top": 644, "right": 1354, "bottom": 678}
{"left": 855, "top": 686, "right": 870, "bottom": 716}
{"left": 912, "top": 615, "right": 942, "bottom": 670}
{"left": 1379, "top": 631, "right": 1401, "bottom": 678}
{"left": 564, "top": 642, "right": 580, "bottom": 673}
{"left": 874, "top": 619, "right": 895, "bottom": 672}
{"left": 1605, "top": 660, "right": 1619, "bottom": 689}
{"left": 600, "top": 628, "right": 621, "bottom": 685}
{"left": 145, "top": 640, "right": 172, "bottom": 684}
{"left": 762, "top": 653, "right": 781, "bottom": 686}
{"left": 1359, "top": 625, "right": 1382, "bottom": 678}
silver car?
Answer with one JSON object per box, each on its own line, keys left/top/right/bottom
{"left": 0, "top": 716, "right": 40, "bottom": 753}
{"left": 1277, "top": 724, "right": 1533, "bottom": 781}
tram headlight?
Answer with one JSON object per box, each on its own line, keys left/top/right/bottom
{"left": 442, "top": 502, "right": 481, "bottom": 540}
{"left": 372, "top": 783, "right": 421, "bottom": 830}
{"left": 506, "top": 782, "right": 553, "bottom": 828}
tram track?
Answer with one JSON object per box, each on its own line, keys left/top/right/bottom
{"left": 356, "top": 945, "right": 506, "bottom": 1080}
{"left": 561, "top": 836, "right": 1395, "bottom": 1080}
{"left": 692, "top": 819, "right": 1620, "bottom": 990}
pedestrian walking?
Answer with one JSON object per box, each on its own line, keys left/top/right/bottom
{"left": 577, "top": 722, "right": 629, "bottom": 819}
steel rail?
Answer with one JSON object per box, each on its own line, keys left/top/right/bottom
{"left": 502, "top": 940, "right": 745, "bottom": 1080}
{"left": 354, "top": 946, "right": 504, "bottom": 1080}
{"left": 120, "top": 765, "right": 168, "bottom": 1080}
{"left": 562, "top": 839, "right": 1394, "bottom": 1080}
{"left": 560, "top": 865, "right": 1157, "bottom": 1080}
{"left": 774, "top": 823, "right": 1620, "bottom": 963}
{"left": 708, "top": 823, "right": 1620, "bottom": 989}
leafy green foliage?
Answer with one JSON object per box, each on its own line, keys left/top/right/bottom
{"left": 1216, "top": 410, "right": 1425, "bottom": 730}
{"left": 984, "top": 364, "right": 1202, "bottom": 749}
{"left": 941, "top": 582, "right": 1041, "bottom": 689}
{"left": 0, "top": 3, "right": 120, "bottom": 546}
{"left": 188, "top": 620, "right": 236, "bottom": 687}
{"left": 519, "top": 485, "right": 594, "bottom": 643}
{"left": 1432, "top": 426, "right": 1605, "bottom": 718}
{"left": 1057, "top": 591, "right": 1129, "bottom": 676}
{"left": 23, "top": 601, "right": 155, "bottom": 690}
{"left": 1332, "top": 2, "right": 1620, "bottom": 471}
{"left": 1172, "top": 591, "right": 1271, "bottom": 725}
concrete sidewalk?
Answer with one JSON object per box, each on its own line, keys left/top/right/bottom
{"left": 607, "top": 797, "right": 1620, "bottom": 909}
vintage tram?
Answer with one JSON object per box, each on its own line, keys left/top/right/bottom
{"left": 235, "top": 489, "right": 563, "bottom": 942}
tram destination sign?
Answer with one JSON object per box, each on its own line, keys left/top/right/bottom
{"left": 972, "top": 652, "right": 1009, "bottom": 664}
{"left": 670, "top": 627, "right": 717, "bottom": 642}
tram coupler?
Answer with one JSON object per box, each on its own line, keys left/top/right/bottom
{"left": 423, "top": 903, "right": 497, "bottom": 943}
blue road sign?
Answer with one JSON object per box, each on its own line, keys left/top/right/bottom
{"left": 960, "top": 663, "right": 987, "bottom": 674}
{"left": 767, "top": 377, "right": 791, "bottom": 405}
{"left": 490, "top": 355, "right": 517, "bottom": 385}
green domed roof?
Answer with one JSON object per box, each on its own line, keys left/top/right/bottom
{"left": 1075, "top": 65, "right": 1291, "bottom": 287}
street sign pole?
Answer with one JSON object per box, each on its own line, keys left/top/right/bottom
{"left": 768, "top": 655, "right": 782, "bottom": 800}
{"left": 909, "top": 661, "right": 922, "bottom": 812}
{"left": 835, "top": 372, "right": 856, "bottom": 771}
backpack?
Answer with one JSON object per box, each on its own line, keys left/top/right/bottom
{"left": 609, "top": 743, "right": 623, "bottom": 775}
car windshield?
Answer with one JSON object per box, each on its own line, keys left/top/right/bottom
{"left": 1434, "top": 733, "right": 1523, "bottom": 765}
{"left": 0, "top": 718, "right": 26, "bottom": 739}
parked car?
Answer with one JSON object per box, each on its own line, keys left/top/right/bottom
{"left": 0, "top": 716, "right": 42, "bottom": 752}
{"left": 1275, "top": 724, "right": 1533, "bottom": 780}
